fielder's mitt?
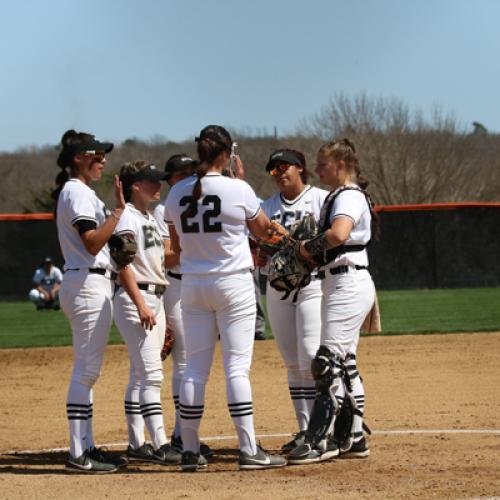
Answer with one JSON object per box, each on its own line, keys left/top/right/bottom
{"left": 257, "top": 221, "right": 292, "bottom": 257}
{"left": 109, "top": 233, "right": 137, "bottom": 269}
{"left": 161, "top": 325, "right": 175, "bottom": 361}
{"left": 267, "top": 214, "right": 319, "bottom": 299}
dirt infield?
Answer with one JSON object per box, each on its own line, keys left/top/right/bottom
{"left": 1, "top": 332, "right": 499, "bottom": 499}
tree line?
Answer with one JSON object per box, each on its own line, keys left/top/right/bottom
{"left": 1, "top": 93, "right": 499, "bottom": 213}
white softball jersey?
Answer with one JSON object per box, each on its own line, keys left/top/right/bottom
{"left": 326, "top": 185, "right": 371, "bottom": 268}
{"left": 114, "top": 203, "right": 167, "bottom": 286}
{"left": 261, "top": 185, "right": 329, "bottom": 275}
{"left": 56, "top": 178, "right": 113, "bottom": 270}
{"left": 33, "top": 266, "right": 63, "bottom": 292}
{"left": 153, "top": 201, "right": 181, "bottom": 275}
{"left": 164, "top": 173, "right": 261, "bottom": 275}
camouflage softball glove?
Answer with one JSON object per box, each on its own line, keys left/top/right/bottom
{"left": 257, "top": 221, "right": 293, "bottom": 257}
{"left": 161, "top": 325, "right": 175, "bottom": 361}
{"left": 108, "top": 233, "right": 137, "bottom": 269}
{"left": 267, "top": 214, "right": 319, "bottom": 299}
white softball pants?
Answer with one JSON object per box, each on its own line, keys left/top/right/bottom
{"left": 321, "top": 267, "right": 375, "bottom": 440}
{"left": 163, "top": 274, "right": 187, "bottom": 438}
{"left": 114, "top": 287, "right": 167, "bottom": 449}
{"left": 180, "top": 270, "right": 257, "bottom": 455}
{"left": 266, "top": 279, "right": 322, "bottom": 430}
{"left": 59, "top": 270, "right": 114, "bottom": 458}
{"left": 320, "top": 268, "right": 375, "bottom": 357}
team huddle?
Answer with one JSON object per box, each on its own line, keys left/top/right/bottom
{"left": 53, "top": 125, "right": 378, "bottom": 473}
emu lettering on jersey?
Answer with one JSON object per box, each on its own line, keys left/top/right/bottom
{"left": 142, "top": 224, "right": 162, "bottom": 249}
{"left": 179, "top": 195, "right": 222, "bottom": 234}
{"left": 271, "top": 210, "right": 303, "bottom": 230}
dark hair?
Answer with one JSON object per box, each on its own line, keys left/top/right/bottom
{"left": 119, "top": 160, "right": 150, "bottom": 202}
{"left": 51, "top": 129, "right": 94, "bottom": 205}
{"left": 186, "top": 125, "right": 233, "bottom": 217}
{"left": 319, "top": 138, "right": 380, "bottom": 239}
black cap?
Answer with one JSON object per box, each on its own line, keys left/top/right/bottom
{"left": 164, "top": 154, "right": 197, "bottom": 179}
{"left": 195, "top": 125, "right": 232, "bottom": 153}
{"left": 67, "top": 137, "right": 114, "bottom": 156}
{"left": 120, "top": 164, "right": 167, "bottom": 187}
{"left": 43, "top": 256, "right": 52, "bottom": 264}
{"left": 265, "top": 149, "right": 305, "bottom": 172}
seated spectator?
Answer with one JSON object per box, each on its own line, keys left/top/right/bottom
{"left": 28, "top": 257, "right": 63, "bottom": 310}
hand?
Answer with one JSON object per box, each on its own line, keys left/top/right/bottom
{"left": 41, "top": 290, "right": 50, "bottom": 302}
{"left": 114, "top": 175, "right": 126, "bottom": 212}
{"left": 137, "top": 304, "right": 156, "bottom": 331}
{"left": 232, "top": 155, "right": 245, "bottom": 180}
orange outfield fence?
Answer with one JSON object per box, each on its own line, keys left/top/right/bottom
{"left": 1, "top": 202, "right": 500, "bottom": 221}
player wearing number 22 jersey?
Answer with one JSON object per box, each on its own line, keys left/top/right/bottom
{"left": 164, "top": 124, "right": 286, "bottom": 471}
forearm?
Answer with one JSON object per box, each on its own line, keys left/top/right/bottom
{"left": 80, "top": 211, "right": 122, "bottom": 256}
{"left": 164, "top": 239, "right": 180, "bottom": 268}
{"left": 119, "top": 266, "right": 146, "bottom": 311}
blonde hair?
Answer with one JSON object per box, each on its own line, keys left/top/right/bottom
{"left": 318, "top": 138, "right": 368, "bottom": 189}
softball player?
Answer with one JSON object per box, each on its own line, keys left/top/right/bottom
{"left": 288, "top": 138, "right": 377, "bottom": 464}
{"left": 259, "top": 149, "right": 328, "bottom": 452}
{"left": 164, "top": 125, "right": 287, "bottom": 471}
{"left": 112, "top": 161, "right": 182, "bottom": 465}
{"left": 54, "top": 129, "right": 126, "bottom": 473}
{"left": 153, "top": 154, "right": 212, "bottom": 458}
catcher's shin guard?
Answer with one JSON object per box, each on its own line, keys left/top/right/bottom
{"left": 305, "top": 346, "right": 342, "bottom": 447}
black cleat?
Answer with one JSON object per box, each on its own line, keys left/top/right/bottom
{"left": 153, "top": 443, "right": 182, "bottom": 465}
{"left": 65, "top": 449, "right": 118, "bottom": 474}
{"left": 126, "top": 442, "right": 156, "bottom": 462}
{"left": 181, "top": 451, "right": 208, "bottom": 472}
{"left": 239, "top": 445, "right": 287, "bottom": 470}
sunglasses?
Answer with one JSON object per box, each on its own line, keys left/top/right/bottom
{"left": 268, "top": 164, "right": 292, "bottom": 176}
{"left": 81, "top": 151, "right": 106, "bottom": 163}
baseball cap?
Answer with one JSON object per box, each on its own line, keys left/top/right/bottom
{"left": 265, "top": 149, "right": 305, "bottom": 172}
{"left": 164, "top": 154, "right": 197, "bottom": 180}
{"left": 67, "top": 137, "right": 114, "bottom": 156}
{"left": 43, "top": 256, "right": 52, "bottom": 264}
{"left": 120, "top": 164, "right": 167, "bottom": 187}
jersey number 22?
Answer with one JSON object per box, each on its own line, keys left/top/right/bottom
{"left": 180, "top": 195, "right": 222, "bottom": 233}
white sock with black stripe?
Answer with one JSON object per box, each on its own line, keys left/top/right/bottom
{"left": 172, "top": 376, "right": 182, "bottom": 439}
{"left": 66, "top": 381, "right": 91, "bottom": 459}
{"left": 125, "top": 382, "right": 145, "bottom": 450}
{"left": 289, "top": 382, "right": 316, "bottom": 431}
{"left": 140, "top": 385, "right": 167, "bottom": 450}
{"left": 227, "top": 377, "right": 257, "bottom": 456}
{"left": 86, "top": 395, "right": 94, "bottom": 450}
{"left": 345, "top": 354, "right": 365, "bottom": 442}
{"left": 179, "top": 379, "right": 206, "bottom": 453}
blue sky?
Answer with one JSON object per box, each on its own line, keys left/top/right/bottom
{"left": 1, "top": 0, "right": 499, "bottom": 151}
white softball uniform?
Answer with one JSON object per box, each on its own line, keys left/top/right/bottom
{"left": 319, "top": 184, "right": 376, "bottom": 442}
{"left": 320, "top": 184, "right": 375, "bottom": 356}
{"left": 56, "top": 178, "right": 115, "bottom": 459}
{"left": 153, "top": 201, "right": 186, "bottom": 439}
{"left": 262, "top": 186, "right": 328, "bottom": 431}
{"left": 28, "top": 266, "right": 63, "bottom": 303}
{"left": 164, "top": 173, "right": 261, "bottom": 456}
{"left": 113, "top": 203, "right": 168, "bottom": 450}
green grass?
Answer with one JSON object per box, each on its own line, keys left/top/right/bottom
{"left": 0, "top": 301, "right": 123, "bottom": 349}
{"left": 376, "top": 287, "right": 500, "bottom": 334}
{"left": 1, "top": 287, "right": 500, "bottom": 348}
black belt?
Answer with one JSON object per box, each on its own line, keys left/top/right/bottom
{"left": 167, "top": 271, "right": 182, "bottom": 280}
{"left": 330, "top": 265, "right": 368, "bottom": 276}
{"left": 137, "top": 283, "right": 166, "bottom": 296}
{"left": 67, "top": 268, "right": 117, "bottom": 280}
{"left": 313, "top": 270, "right": 326, "bottom": 280}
